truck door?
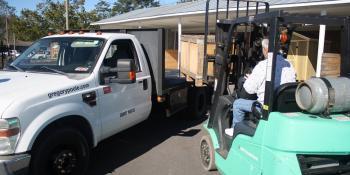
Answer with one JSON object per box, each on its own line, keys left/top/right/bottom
{"left": 98, "top": 39, "right": 150, "bottom": 139}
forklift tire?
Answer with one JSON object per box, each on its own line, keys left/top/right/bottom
{"left": 200, "top": 135, "right": 216, "bottom": 171}
{"left": 189, "top": 87, "right": 207, "bottom": 119}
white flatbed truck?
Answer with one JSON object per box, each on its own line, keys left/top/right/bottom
{"left": 0, "top": 29, "right": 209, "bottom": 175}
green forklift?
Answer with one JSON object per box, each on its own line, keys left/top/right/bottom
{"left": 200, "top": 0, "right": 350, "bottom": 174}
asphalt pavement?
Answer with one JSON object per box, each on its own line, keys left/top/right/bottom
{"left": 87, "top": 110, "right": 219, "bottom": 175}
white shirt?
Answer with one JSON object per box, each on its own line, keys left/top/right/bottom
{"left": 243, "top": 54, "right": 296, "bottom": 103}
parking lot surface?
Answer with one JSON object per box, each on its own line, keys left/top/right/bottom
{"left": 87, "top": 111, "right": 219, "bottom": 175}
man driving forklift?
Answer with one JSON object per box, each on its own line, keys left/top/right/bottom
{"left": 225, "top": 38, "right": 296, "bottom": 136}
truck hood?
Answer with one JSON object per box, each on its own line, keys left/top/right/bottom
{"left": 0, "top": 71, "right": 90, "bottom": 117}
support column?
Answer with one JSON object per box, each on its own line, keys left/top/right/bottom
{"left": 316, "top": 10, "right": 327, "bottom": 77}
{"left": 178, "top": 18, "right": 182, "bottom": 74}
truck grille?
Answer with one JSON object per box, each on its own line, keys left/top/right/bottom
{"left": 297, "top": 154, "right": 350, "bottom": 175}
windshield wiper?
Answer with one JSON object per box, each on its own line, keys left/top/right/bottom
{"left": 40, "top": 66, "right": 67, "bottom": 76}
{"left": 7, "top": 64, "right": 24, "bottom": 72}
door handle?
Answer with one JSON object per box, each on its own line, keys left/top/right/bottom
{"left": 138, "top": 79, "right": 148, "bottom": 90}
{"left": 82, "top": 91, "right": 97, "bottom": 107}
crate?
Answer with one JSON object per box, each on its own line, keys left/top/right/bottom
{"left": 287, "top": 32, "right": 334, "bottom": 80}
{"left": 165, "top": 49, "right": 178, "bottom": 70}
{"left": 180, "top": 35, "right": 215, "bottom": 87}
{"left": 321, "top": 53, "right": 340, "bottom": 77}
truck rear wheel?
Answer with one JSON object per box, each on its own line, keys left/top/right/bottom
{"left": 30, "top": 127, "right": 90, "bottom": 175}
{"left": 189, "top": 87, "right": 208, "bottom": 119}
{"left": 200, "top": 135, "right": 216, "bottom": 171}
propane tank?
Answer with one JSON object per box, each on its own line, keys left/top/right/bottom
{"left": 295, "top": 77, "right": 350, "bottom": 114}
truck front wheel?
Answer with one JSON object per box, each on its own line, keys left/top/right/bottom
{"left": 30, "top": 127, "right": 90, "bottom": 175}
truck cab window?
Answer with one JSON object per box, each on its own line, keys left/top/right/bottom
{"left": 10, "top": 37, "right": 104, "bottom": 74}
{"left": 103, "top": 39, "right": 141, "bottom": 72}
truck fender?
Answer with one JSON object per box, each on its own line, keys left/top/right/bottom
{"left": 15, "top": 102, "right": 100, "bottom": 153}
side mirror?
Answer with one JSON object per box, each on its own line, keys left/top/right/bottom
{"left": 110, "top": 59, "right": 136, "bottom": 84}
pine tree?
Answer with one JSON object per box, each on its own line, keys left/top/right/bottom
{"left": 177, "top": 0, "right": 197, "bottom": 3}
{"left": 12, "top": 0, "right": 99, "bottom": 41}
{"left": 0, "top": 0, "right": 15, "bottom": 43}
{"left": 111, "top": 0, "right": 160, "bottom": 15}
{"left": 94, "top": 0, "right": 111, "bottom": 20}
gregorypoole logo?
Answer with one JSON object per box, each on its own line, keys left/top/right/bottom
{"left": 0, "top": 79, "right": 10, "bottom": 83}
{"left": 48, "top": 84, "right": 90, "bottom": 98}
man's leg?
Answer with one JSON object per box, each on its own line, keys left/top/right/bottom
{"left": 232, "top": 99, "right": 255, "bottom": 128}
{"left": 225, "top": 98, "right": 255, "bottom": 136}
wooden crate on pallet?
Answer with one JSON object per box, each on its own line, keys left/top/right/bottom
{"left": 180, "top": 35, "right": 215, "bottom": 87}
{"left": 287, "top": 32, "right": 334, "bottom": 81}
{"left": 165, "top": 49, "right": 178, "bottom": 70}
{"left": 321, "top": 53, "right": 340, "bottom": 77}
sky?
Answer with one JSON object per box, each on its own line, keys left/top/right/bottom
{"left": 7, "top": 0, "right": 178, "bottom": 15}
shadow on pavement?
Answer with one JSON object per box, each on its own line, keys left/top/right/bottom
{"left": 86, "top": 110, "right": 208, "bottom": 175}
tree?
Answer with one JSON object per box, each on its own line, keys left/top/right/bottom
{"left": 0, "top": 0, "right": 15, "bottom": 16}
{"left": 94, "top": 0, "right": 111, "bottom": 20}
{"left": 177, "top": 0, "right": 197, "bottom": 3}
{"left": 11, "top": 10, "right": 46, "bottom": 41}
{"left": 111, "top": 0, "right": 160, "bottom": 15}
{"left": 12, "top": 0, "right": 99, "bottom": 41}
{"left": 0, "top": 0, "right": 15, "bottom": 44}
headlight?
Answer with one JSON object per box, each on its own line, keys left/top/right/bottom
{"left": 0, "top": 118, "right": 20, "bottom": 155}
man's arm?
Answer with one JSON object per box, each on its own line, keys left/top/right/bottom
{"left": 283, "top": 57, "right": 297, "bottom": 83}
{"left": 237, "top": 77, "right": 245, "bottom": 91}
{"left": 243, "top": 61, "right": 265, "bottom": 94}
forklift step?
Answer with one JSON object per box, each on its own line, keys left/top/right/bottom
{"left": 216, "top": 148, "right": 229, "bottom": 159}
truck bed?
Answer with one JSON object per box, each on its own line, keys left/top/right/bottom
{"left": 164, "top": 69, "right": 186, "bottom": 90}
{"left": 128, "top": 29, "right": 188, "bottom": 96}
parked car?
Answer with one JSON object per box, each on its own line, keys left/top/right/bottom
{"left": 9, "top": 50, "right": 20, "bottom": 57}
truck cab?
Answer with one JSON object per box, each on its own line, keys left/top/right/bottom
{"left": 0, "top": 32, "right": 152, "bottom": 175}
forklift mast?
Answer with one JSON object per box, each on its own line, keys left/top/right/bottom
{"left": 204, "top": 0, "right": 270, "bottom": 129}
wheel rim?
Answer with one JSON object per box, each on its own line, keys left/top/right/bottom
{"left": 200, "top": 139, "right": 211, "bottom": 168}
{"left": 52, "top": 149, "right": 78, "bottom": 175}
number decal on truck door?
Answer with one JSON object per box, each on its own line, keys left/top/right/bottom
{"left": 120, "top": 108, "right": 136, "bottom": 117}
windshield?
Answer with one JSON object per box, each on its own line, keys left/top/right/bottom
{"left": 10, "top": 37, "right": 105, "bottom": 74}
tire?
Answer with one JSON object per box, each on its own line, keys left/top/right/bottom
{"left": 189, "top": 87, "right": 208, "bottom": 119}
{"left": 200, "top": 135, "right": 216, "bottom": 171}
{"left": 30, "top": 127, "right": 90, "bottom": 175}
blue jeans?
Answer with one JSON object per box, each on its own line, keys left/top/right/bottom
{"left": 232, "top": 99, "right": 255, "bottom": 128}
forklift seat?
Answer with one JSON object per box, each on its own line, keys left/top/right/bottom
{"left": 232, "top": 83, "right": 300, "bottom": 139}
{"left": 272, "top": 82, "right": 300, "bottom": 112}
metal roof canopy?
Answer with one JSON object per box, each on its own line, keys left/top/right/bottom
{"left": 92, "top": 0, "right": 350, "bottom": 33}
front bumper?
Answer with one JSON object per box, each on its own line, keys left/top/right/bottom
{"left": 0, "top": 153, "right": 30, "bottom": 175}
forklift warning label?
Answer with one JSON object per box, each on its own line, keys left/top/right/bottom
{"left": 48, "top": 84, "right": 89, "bottom": 98}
